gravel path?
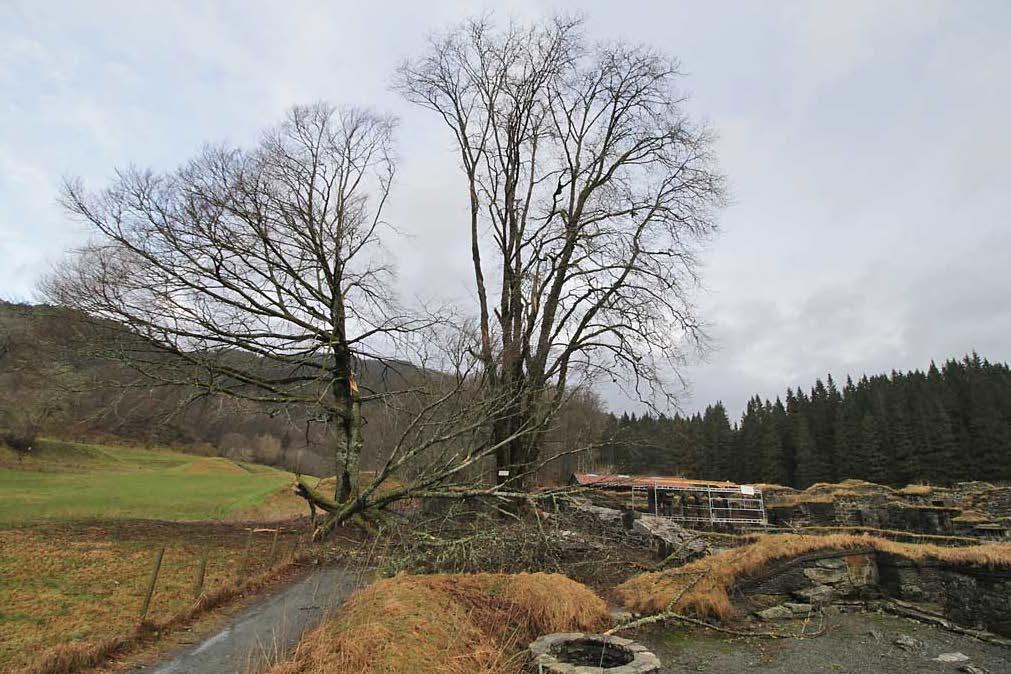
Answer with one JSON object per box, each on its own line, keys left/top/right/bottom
{"left": 147, "top": 566, "right": 361, "bottom": 674}
{"left": 636, "top": 609, "right": 1010, "bottom": 673}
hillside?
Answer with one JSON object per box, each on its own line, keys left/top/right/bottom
{"left": 0, "top": 301, "right": 423, "bottom": 477}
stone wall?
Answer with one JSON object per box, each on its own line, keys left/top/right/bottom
{"left": 876, "top": 554, "right": 1011, "bottom": 636}
{"left": 766, "top": 485, "right": 1009, "bottom": 538}
{"left": 737, "top": 550, "right": 1011, "bottom": 637}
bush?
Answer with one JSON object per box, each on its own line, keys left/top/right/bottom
{"left": 3, "top": 429, "right": 37, "bottom": 457}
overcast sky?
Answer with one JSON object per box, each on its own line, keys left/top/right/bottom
{"left": 2, "top": 1, "right": 1009, "bottom": 419}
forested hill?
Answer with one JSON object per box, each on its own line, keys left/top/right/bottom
{"left": 0, "top": 301, "right": 420, "bottom": 476}
{"left": 601, "top": 354, "right": 1011, "bottom": 488}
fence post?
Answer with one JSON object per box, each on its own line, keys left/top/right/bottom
{"left": 140, "top": 547, "right": 165, "bottom": 621}
{"left": 236, "top": 529, "right": 254, "bottom": 582}
{"left": 268, "top": 528, "right": 280, "bottom": 567}
{"left": 193, "top": 547, "right": 210, "bottom": 600}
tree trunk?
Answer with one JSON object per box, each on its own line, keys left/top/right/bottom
{"left": 492, "top": 382, "right": 550, "bottom": 489}
{"left": 333, "top": 372, "right": 363, "bottom": 503}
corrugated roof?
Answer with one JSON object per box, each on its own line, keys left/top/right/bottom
{"left": 571, "top": 473, "right": 753, "bottom": 491}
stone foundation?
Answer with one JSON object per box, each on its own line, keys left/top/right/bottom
{"left": 738, "top": 550, "right": 1011, "bottom": 637}
{"left": 766, "top": 482, "right": 1011, "bottom": 539}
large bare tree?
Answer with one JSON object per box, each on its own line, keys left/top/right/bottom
{"left": 396, "top": 16, "right": 725, "bottom": 486}
{"left": 45, "top": 102, "right": 574, "bottom": 537}
{"left": 46, "top": 103, "right": 412, "bottom": 505}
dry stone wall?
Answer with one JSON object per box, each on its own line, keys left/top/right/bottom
{"left": 738, "top": 550, "right": 1011, "bottom": 637}
{"left": 766, "top": 482, "right": 1011, "bottom": 539}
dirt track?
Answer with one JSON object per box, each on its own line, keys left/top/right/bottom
{"left": 147, "top": 566, "right": 361, "bottom": 674}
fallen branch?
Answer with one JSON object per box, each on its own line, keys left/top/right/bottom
{"left": 605, "top": 571, "right": 710, "bottom": 635}
{"left": 879, "top": 599, "right": 1011, "bottom": 647}
{"left": 668, "top": 610, "right": 826, "bottom": 639}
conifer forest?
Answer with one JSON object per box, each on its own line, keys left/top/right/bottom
{"left": 601, "top": 354, "right": 1011, "bottom": 487}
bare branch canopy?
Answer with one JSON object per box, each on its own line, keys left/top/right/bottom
{"left": 395, "top": 15, "right": 726, "bottom": 483}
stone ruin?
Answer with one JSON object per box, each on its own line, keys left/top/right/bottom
{"left": 571, "top": 495, "right": 1010, "bottom": 640}
{"left": 740, "top": 547, "right": 1011, "bottom": 637}
{"left": 763, "top": 481, "right": 1011, "bottom": 539}
{"left": 572, "top": 501, "right": 711, "bottom": 566}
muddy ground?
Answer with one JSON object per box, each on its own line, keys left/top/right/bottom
{"left": 637, "top": 609, "right": 1009, "bottom": 673}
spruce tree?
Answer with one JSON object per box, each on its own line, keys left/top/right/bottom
{"left": 701, "top": 403, "right": 734, "bottom": 480}
{"left": 759, "top": 400, "right": 788, "bottom": 485}
{"left": 792, "top": 412, "right": 826, "bottom": 487}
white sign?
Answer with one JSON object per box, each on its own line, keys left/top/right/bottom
{"left": 497, "top": 470, "right": 510, "bottom": 477}
{"left": 740, "top": 485, "right": 756, "bottom": 495}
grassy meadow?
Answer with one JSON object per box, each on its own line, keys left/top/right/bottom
{"left": 0, "top": 438, "right": 304, "bottom": 525}
{"left": 0, "top": 438, "right": 314, "bottom": 672}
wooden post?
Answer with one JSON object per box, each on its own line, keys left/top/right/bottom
{"left": 140, "top": 547, "right": 165, "bottom": 621}
{"left": 267, "top": 527, "right": 280, "bottom": 567}
{"left": 193, "top": 547, "right": 210, "bottom": 600}
{"left": 236, "top": 529, "right": 254, "bottom": 582}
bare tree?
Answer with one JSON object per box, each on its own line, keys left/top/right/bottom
{"left": 45, "top": 103, "right": 415, "bottom": 504}
{"left": 395, "top": 16, "right": 725, "bottom": 486}
{"left": 43, "top": 101, "right": 596, "bottom": 537}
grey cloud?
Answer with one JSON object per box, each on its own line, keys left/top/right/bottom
{"left": 1, "top": 1, "right": 1009, "bottom": 423}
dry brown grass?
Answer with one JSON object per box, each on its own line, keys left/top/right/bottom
{"left": 752, "top": 483, "right": 796, "bottom": 494}
{"left": 22, "top": 551, "right": 313, "bottom": 674}
{"left": 268, "top": 572, "right": 608, "bottom": 674}
{"left": 765, "top": 479, "right": 903, "bottom": 507}
{"left": 952, "top": 510, "right": 992, "bottom": 523}
{"left": 615, "top": 533, "right": 1011, "bottom": 621}
{"left": 897, "top": 484, "right": 934, "bottom": 496}
{"left": 769, "top": 493, "right": 838, "bottom": 506}
{"left": 765, "top": 525, "right": 987, "bottom": 545}
{"left": 1, "top": 521, "right": 308, "bottom": 673}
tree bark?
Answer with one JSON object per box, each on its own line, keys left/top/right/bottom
{"left": 333, "top": 372, "right": 363, "bottom": 503}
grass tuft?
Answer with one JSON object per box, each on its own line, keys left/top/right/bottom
{"left": 897, "top": 484, "right": 934, "bottom": 496}
{"left": 268, "top": 572, "right": 608, "bottom": 674}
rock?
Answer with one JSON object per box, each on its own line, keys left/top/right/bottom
{"left": 958, "top": 665, "right": 988, "bottom": 674}
{"left": 756, "top": 605, "right": 794, "bottom": 621}
{"left": 934, "top": 652, "right": 970, "bottom": 663}
{"left": 893, "top": 634, "right": 924, "bottom": 651}
{"left": 750, "top": 593, "right": 789, "bottom": 606}
{"left": 803, "top": 566, "right": 849, "bottom": 584}
{"left": 814, "top": 557, "right": 847, "bottom": 569}
{"left": 609, "top": 609, "right": 634, "bottom": 625}
{"left": 899, "top": 583, "right": 925, "bottom": 599}
{"left": 845, "top": 555, "right": 878, "bottom": 586}
{"left": 792, "top": 584, "right": 834, "bottom": 605}
{"left": 783, "top": 602, "right": 813, "bottom": 616}
{"left": 633, "top": 516, "right": 709, "bottom": 562}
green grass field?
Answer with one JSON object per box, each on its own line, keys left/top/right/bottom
{"left": 0, "top": 438, "right": 301, "bottom": 525}
{"left": 0, "top": 439, "right": 312, "bottom": 671}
